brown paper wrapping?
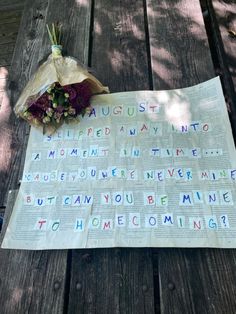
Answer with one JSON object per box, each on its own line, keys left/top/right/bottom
{"left": 14, "top": 52, "right": 109, "bottom": 128}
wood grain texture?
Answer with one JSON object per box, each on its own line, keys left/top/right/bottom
{"left": 156, "top": 249, "right": 236, "bottom": 314}
{"left": 0, "top": 43, "right": 15, "bottom": 57}
{"left": 0, "top": 248, "right": 68, "bottom": 314}
{"left": 0, "top": 0, "right": 49, "bottom": 207}
{"left": 38, "top": 0, "right": 92, "bottom": 64}
{"left": 0, "top": 22, "right": 19, "bottom": 45}
{"left": 0, "top": 9, "right": 23, "bottom": 25}
{"left": 1, "top": 0, "right": 236, "bottom": 313}
{"left": 147, "top": 0, "right": 236, "bottom": 313}
{"left": 206, "top": 0, "right": 236, "bottom": 139}
{"left": 69, "top": 249, "right": 154, "bottom": 314}
{"left": 0, "top": 0, "right": 25, "bottom": 10}
{"left": 0, "top": 1, "right": 68, "bottom": 313}
{"left": 0, "top": 0, "right": 100, "bottom": 312}
{"left": 147, "top": 0, "right": 215, "bottom": 90}
{"left": 0, "top": 189, "right": 68, "bottom": 314}
{"left": 0, "top": 190, "right": 18, "bottom": 243}
{"left": 0, "top": 7, "right": 24, "bottom": 69}
{"left": 90, "top": 0, "right": 151, "bottom": 91}
{"left": 0, "top": 54, "right": 13, "bottom": 67}
{"left": 68, "top": 1, "right": 155, "bottom": 313}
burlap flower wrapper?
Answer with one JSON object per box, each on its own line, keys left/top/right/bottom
{"left": 14, "top": 45, "right": 109, "bottom": 134}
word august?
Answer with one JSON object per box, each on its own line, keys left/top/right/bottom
{"left": 34, "top": 213, "right": 230, "bottom": 232}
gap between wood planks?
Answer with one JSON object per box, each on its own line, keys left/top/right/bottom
{"left": 200, "top": 0, "right": 236, "bottom": 142}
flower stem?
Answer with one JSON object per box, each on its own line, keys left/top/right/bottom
{"left": 46, "top": 22, "right": 62, "bottom": 45}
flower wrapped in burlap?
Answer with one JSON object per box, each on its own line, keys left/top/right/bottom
{"left": 14, "top": 24, "right": 109, "bottom": 134}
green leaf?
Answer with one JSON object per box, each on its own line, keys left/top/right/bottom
{"left": 51, "top": 117, "right": 57, "bottom": 128}
{"left": 81, "top": 108, "right": 86, "bottom": 117}
{"left": 46, "top": 24, "right": 55, "bottom": 45}
{"left": 52, "top": 23, "right": 57, "bottom": 45}
{"left": 58, "top": 94, "right": 65, "bottom": 106}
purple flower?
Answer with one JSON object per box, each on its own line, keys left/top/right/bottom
{"left": 24, "top": 80, "right": 93, "bottom": 129}
{"left": 69, "top": 82, "right": 92, "bottom": 114}
{"left": 35, "top": 94, "right": 50, "bottom": 110}
{"left": 63, "top": 85, "right": 77, "bottom": 100}
{"left": 56, "top": 105, "right": 64, "bottom": 114}
{"left": 27, "top": 103, "right": 45, "bottom": 121}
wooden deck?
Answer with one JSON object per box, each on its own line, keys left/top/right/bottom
{"left": 0, "top": 0, "right": 25, "bottom": 230}
{"left": 0, "top": 0, "right": 236, "bottom": 313}
{"left": 0, "top": 0, "right": 25, "bottom": 71}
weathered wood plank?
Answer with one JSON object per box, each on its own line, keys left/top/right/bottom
{"left": 0, "top": 12, "right": 21, "bottom": 207}
{"left": 68, "top": 0, "right": 155, "bottom": 313}
{"left": 69, "top": 249, "right": 154, "bottom": 314}
{"left": 0, "top": 67, "right": 12, "bottom": 197}
{"left": 0, "top": 190, "right": 68, "bottom": 314}
{"left": 147, "top": 0, "right": 236, "bottom": 313}
{"left": 0, "top": 43, "right": 15, "bottom": 58}
{"left": 155, "top": 249, "right": 236, "bottom": 313}
{"left": 206, "top": 0, "right": 236, "bottom": 139}
{"left": 0, "top": 0, "right": 49, "bottom": 206}
{"left": 0, "top": 1, "right": 70, "bottom": 313}
{"left": 0, "top": 190, "right": 17, "bottom": 243}
{"left": 90, "top": 0, "right": 151, "bottom": 91}
{"left": 211, "top": 0, "right": 236, "bottom": 88}
{"left": 0, "top": 21, "right": 20, "bottom": 35}
{"left": 0, "top": 43, "right": 15, "bottom": 67}
{"left": 1, "top": 0, "right": 99, "bottom": 311}
{"left": 38, "top": 0, "right": 92, "bottom": 64}
{"left": 0, "top": 212, "right": 3, "bottom": 232}
{"left": 0, "top": 22, "right": 19, "bottom": 46}
{"left": 0, "top": 0, "right": 25, "bottom": 11}
{"left": 0, "top": 9, "right": 23, "bottom": 26}
{"left": 148, "top": 0, "right": 215, "bottom": 89}
{"left": 0, "top": 249, "right": 68, "bottom": 314}
{"left": 0, "top": 55, "right": 12, "bottom": 67}
{"left": 69, "top": 0, "right": 154, "bottom": 314}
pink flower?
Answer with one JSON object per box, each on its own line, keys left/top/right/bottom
{"left": 56, "top": 105, "right": 64, "bottom": 113}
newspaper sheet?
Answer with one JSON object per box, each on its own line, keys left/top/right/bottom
{"left": 2, "top": 77, "right": 236, "bottom": 249}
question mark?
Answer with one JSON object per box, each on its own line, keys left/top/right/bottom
{"left": 220, "top": 215, "right": 227, "bottom": 228}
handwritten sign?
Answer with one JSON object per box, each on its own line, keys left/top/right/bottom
{"left": 2, "top": 77, "right": 236, "bottom": 249}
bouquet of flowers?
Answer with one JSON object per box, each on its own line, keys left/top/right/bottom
{"left": 14, "top": 23, "right": 109, "bottom": 133}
